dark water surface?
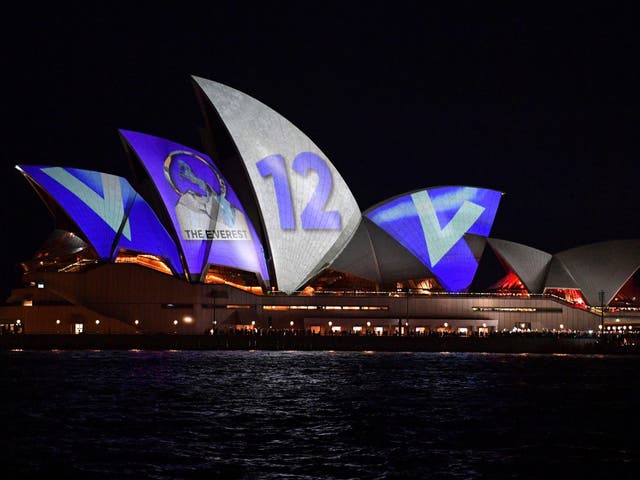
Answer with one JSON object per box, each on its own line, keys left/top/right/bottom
{"left": 0, "top": 350, "right": 638, "bottom": 479}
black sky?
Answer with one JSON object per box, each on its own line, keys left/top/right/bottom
{"left": 1, "top": 3, "right": 638, "bottom": 298}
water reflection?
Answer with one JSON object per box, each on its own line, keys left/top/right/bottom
{"left": 0, "top": 351, "right": 638, "bottom": 479}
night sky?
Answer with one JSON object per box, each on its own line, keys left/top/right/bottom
{"left": 1, "top": 3, "right": 638, "bottom": 298}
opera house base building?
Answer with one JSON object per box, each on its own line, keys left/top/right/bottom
{"left": 2, "top": 76, "right": 640, "bottom": 347}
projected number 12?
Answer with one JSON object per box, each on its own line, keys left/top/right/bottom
{"left": 257, "top": 152, "right": 342, "bottom": 230}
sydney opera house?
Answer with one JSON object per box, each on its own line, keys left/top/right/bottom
{"left": 1, "top": 76, "right": 639, "bottom": 336}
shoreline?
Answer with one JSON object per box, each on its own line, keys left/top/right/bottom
{"left": 1, "top": 333, "right": 638, "bottom": 355}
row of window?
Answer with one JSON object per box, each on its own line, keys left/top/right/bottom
{"left": 162, "top": 303, "right": 390, "bottom": 311}
{"left": 263, "top": 305, "right": 389, "bottom": 311}
{"left": 471, "top": 307, "right": 563, "bottom": 313}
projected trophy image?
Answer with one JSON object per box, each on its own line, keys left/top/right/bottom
{"left": 165, "top": 151, "right": 250, "bottom": 241}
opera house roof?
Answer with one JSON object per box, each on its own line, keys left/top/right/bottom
{"left": 15, "top": 77, "right": 640, "bottom": 306}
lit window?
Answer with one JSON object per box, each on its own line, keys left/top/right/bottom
{"left": 114, "top": 253, "right": 173, "bottom": 275}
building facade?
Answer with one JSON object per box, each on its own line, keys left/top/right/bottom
{"left": 2, "top": 77, "right": 639, "bottom": 336}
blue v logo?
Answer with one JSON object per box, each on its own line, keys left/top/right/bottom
{"left": 411, "top": 190, "right": 484, "bottom": 266}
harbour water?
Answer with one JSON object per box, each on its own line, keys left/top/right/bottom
{"left": 1, "top": 350, "right": 638, "bottom": 479}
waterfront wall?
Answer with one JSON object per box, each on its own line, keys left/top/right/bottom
{"left": 0, "top": 333, "right": 637, "bottom": 354}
